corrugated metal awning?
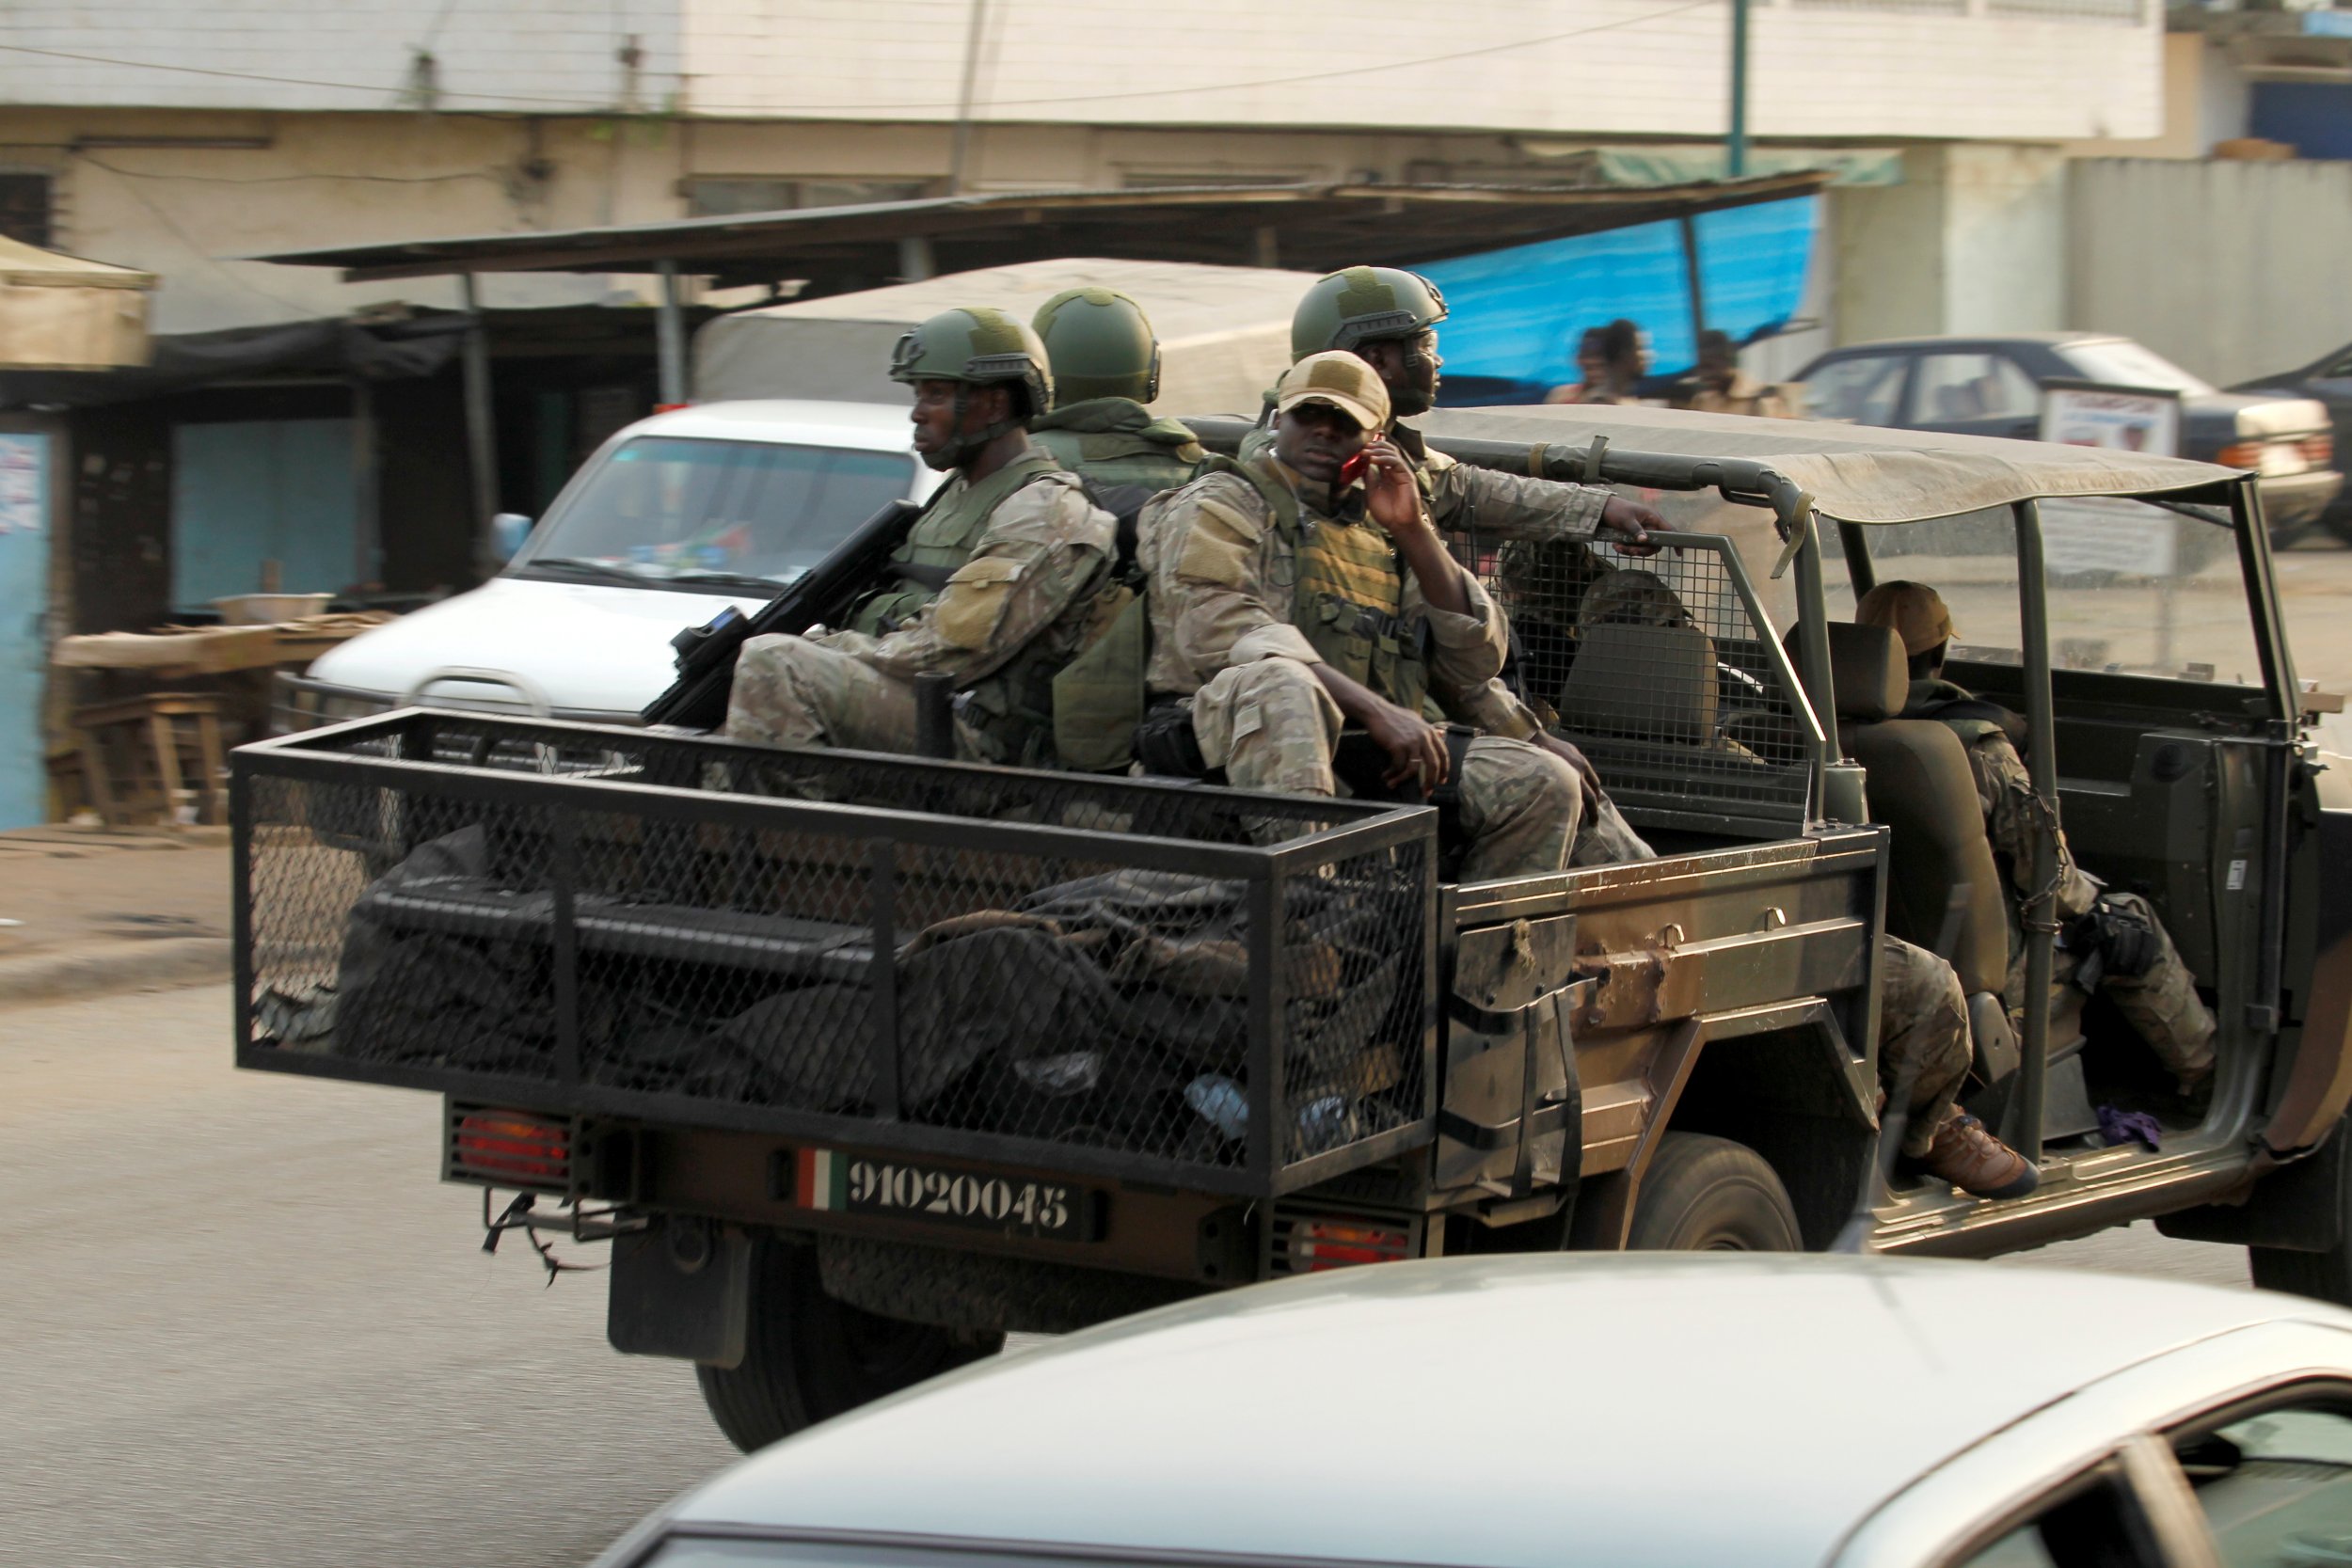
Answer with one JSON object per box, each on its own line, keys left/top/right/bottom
{"left": 246, "top": 174, "right": 1833, "bottom": 294}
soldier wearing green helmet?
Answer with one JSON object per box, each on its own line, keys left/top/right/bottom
{"left": 1253, "top": 266, "right": 1669, "bottom": 860}
{"left": 1279, "top": 265, "right": 1667, "bottom": 549}
{"left": 1026, "top": 287, "right": 1206, "bottom": 491}
{"left": 723, "top": 306, "right": 1117, "bottom": 768}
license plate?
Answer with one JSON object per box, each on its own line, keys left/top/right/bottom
{"left": 787, "top": 1148, "right": 1103, "bottom": 1242}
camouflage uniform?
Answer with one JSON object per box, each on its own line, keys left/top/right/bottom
{"left": 1445, "top": 662, "right": 1655, "bottom": 867}
{"left": 1909, "top": 678, "right": 2217, "bottom": 1082}
{"left": 1238, "top": 420, "right": 1613, "bottom": 545}
{"left": 725, "top": 443, "right": 1114, "bottom": 767}
{"left": 1140, "top": 449, "right": 1585, "bottom": 881}
{"left": 1029, "top": 399, "right": 1204, "bottom": 492}
{"left": 1879, "top": 934, "right": 1973, "bottom": 1159}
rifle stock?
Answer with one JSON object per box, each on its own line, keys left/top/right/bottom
{"left": 641, "top": 499, "right": 922, "bottom": 729}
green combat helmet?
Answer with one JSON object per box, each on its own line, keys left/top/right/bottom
{"left": 1031, "top": 287, "right": 1160, "bottom": 406}
{"left": 1289, "top": 265, "right": 1449, "bottom": 360}
{"left": 888, "top": 307, "right": 1055, "bottom": 468}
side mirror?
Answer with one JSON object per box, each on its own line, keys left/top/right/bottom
{"left": 491, "top": 513, "right": 534, "bottom": 563}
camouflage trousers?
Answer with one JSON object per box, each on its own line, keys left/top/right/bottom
{"left": 1970, "top": 733, "right": 2215, "bottom": 1084}
{"left": 1880, "top": 935, "right": 1972, "bottom": 1159}
{"left": 723, "top": 634, "right": 925, "bottom": 753}
{"left": 2005, "top": 889, "right": 2217, "bottom": 1085}
{"left": 1188, "top": 656, "right": 1586, "bottom": 880}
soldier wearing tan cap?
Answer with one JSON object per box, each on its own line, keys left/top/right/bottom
{"left": 1132, "top": 352, "right": 1588, "bottom": 879}
{"left": 1856, "top": 579, "right": 2217, "bottom": 1107}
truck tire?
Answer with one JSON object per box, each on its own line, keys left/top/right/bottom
{"left": 1625, "top": 1132, "right": 1803, "bottom": 1251}
{"left": 695, "top": 1238, "right": 1003, "bottom": 1452}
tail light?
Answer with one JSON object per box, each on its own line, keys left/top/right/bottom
{"left": 2216, "top": 440, "right": 2264, "bottom": 470}
{"left": 1265, "top": 1202, "right": 1422, "bottom": 1275}
{"left": 448, "top": 1105, "right": 574, "bottom": 1190}
{"left": 2305, "top": 434, "right": 2335, "bottom": 467}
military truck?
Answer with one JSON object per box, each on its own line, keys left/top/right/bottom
{"left": 230, "top": 404, "right": 2352, "bottom": 1452}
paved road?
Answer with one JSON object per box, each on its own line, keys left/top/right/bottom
{"left": 0, "top": 983, "right": 2261, "bottom": 1568}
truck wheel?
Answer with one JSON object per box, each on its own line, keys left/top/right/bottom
{"left": 694, "top": 1239, "right": 1003, "bottom": 1452}
{"left": 1625, "top": 1132, "right": 1803, "bottom": 1251}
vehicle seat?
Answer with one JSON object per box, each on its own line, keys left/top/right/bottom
{"left": 1788, "top": 621, "right": 2007, "bottom": 1033}
{"left": 1558, "top": 622, "right": 1719, "bottom": 745}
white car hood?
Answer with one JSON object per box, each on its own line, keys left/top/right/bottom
{"left": 307, "top": 577, "right": 767, "bottom": 716}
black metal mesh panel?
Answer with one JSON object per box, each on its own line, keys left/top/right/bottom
{"left": 1466, "top": 534, "right": 1812, "bottom": 823}
{"left": 239, "top": 714, "right": 1435, "bottom": 1192}
{"left": 1278, "top": 839, "right": 1427, "bottom": 1164}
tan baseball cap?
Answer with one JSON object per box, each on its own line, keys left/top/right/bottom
{"left": 1275, "top": 350, "right": 1391, "bottom": 433}
{"left": 1853, "top": 579, "right": 1956, "bottom": 657}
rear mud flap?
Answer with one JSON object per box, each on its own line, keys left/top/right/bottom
{"left": 609, "top": 1216, "right": 753, "bottom": 1366}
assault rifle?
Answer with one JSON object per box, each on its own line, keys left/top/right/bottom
{"left": 641, "top": 499, "right": 921, "bottom": 730}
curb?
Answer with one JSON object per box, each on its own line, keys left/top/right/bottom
{"left": 0, "top": 938, "right": 233, "bottom": 1008}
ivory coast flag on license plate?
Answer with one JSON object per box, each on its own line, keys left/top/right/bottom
{"left": 794, "top": 1148, "right": 849, "bottom": 1212}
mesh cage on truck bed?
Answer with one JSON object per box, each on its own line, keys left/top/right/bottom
{"left": 233, "top": 712, "right": 1438, "bottom": 1197}
{"left": 1459, "top": 531, "right": 1822, "bottom": 839}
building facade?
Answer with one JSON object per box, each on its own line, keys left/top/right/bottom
{"left": 1, "top": 0, "right": 2167, "bottom": 337}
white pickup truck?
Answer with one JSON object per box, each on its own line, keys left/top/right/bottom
{"left": 276, "top": 399, "right": 938, "bottom": 730}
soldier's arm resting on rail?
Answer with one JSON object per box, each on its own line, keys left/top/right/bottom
{"left": 860, "top": 481, "right": 1113, "bottom": 687}
{"left": 1428, "top": 454, "right": 1669, "bottom": 552}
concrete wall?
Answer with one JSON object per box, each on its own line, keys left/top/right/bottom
{"left": 2067, "top": 32, "right": 2251, "bottom": 160}
{"left": 8, "top": 0, "right": 2163, "bottom": 142}
{"left": 1942, "top": 143, "right": 2067, "bottom": 334}
{"left": 677, "top": 0, "right": 2161, "bottom": 141}
{"left": 0, "top": 0, "right": 686, "bottom": 113}
{"left": 1823, "top": 143, "right": 2066, "bottom": 345}
{"left": 2068, "top": 157, "right": 2352, "bottom": 385}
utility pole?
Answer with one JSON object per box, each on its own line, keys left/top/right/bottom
{"left": 1727, "top": 0, "right": 1750, "bottom": 178}
{"left": 947, "top": 0, "right": 989, "bottom": 195}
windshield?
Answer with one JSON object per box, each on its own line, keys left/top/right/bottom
{"left": 515, "top": 436, "right": 914, "bottom": 590}
{"left": 1821, "top": 500, "right": 2261, "bottom": 687}
{"left": 2056, "top": 341, "right": 2215, "bottom": 398}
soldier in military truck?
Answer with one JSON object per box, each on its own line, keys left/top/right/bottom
{"left": 1137, "top": 352, "right": 1588, "bottom": 879}
{"left": 1271, "top": 266, "right": 1670, "bottom": 552}
{"left": 1026, "top": 287, "right": 1206, "bottom": 491}
{"left": 1854, "top": 580, "right": 2218, "bottom": 1110}
{"left": 1263, "top": 266, "right": 1672, "bottom": 863}
{"left": 724, "top": 307, "right": 1116, "bottom": 768}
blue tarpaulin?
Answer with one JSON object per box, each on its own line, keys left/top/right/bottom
{"left": 1417, "top": 195, "right": 1820, "bottom": 404}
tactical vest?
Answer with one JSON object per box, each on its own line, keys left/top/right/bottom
{"left": 1215, "top": 456, "right": 1429, "bottom": 712}
{"left": 1030, "top": 422, "right": 1204, "bottom": 493}
{"left": 847, "top": 452, "right": 1062, "bottom": 638}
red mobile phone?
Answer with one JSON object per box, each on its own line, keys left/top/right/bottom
{"left": 1336, "top": 450, "right": 1370, "bottom": 487}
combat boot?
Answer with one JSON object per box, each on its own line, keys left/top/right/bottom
{"left": 1909, "top": 1112, "right": 2040, "bottom": 1200}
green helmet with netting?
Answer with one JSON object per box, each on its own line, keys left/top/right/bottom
{"left": 1289, "top": 265, "right": 1449, "bottom": 360}
{"left": 1031, "top": 287, "right": 1161, "bottom": 406}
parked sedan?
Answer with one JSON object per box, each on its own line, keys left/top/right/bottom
{"left": 1797, "top": 333, "right": 2342, "bottom": 540}
{"left": 593, "top": 1256, "right": 2352, "bottom": 1568}
{"left": 2235, "top": 339, "right": 2352, "bottom": 537}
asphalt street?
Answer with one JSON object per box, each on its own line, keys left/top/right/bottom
{"left": 1, "top": 982, "right": 2259, "bottom": 1568}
